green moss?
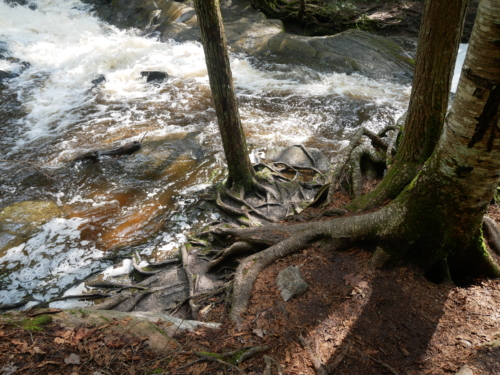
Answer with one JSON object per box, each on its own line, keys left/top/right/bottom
{"left": 19, "top": 315, "right": 52, "bottom": 332}
{"left": 199, "top": 351, "right": 225, "bottom": 361}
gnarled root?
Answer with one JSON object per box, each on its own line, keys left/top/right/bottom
{"left": 207, "top": 241, "right": 259, "bottom": 272}
{"left": 483, "top": 215, "right": 500, "bottom": 255}
{"left": 325, "top": 120, "right": 402, "bottom": 205}
{"left": 230, "top": 231, "right": 320, "bottom": 326}
{"left": 181, "top": 244, "right": 200, "bottom": 319}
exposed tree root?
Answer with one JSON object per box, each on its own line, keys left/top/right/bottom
{"left": 263, "top": 355, "right": 285, "bottom": 375}
{"left": 299, "top": 334, "right": 330, "bottom": 375}
{"left": 324, "top": 122, "right": 401, "bottom": 205}
{"left": 216, "top": 191, "right": 257, "bottom": 226}
{"left": 207, "top": 241, "right": 259, "bottom": 272}
{"left": 225, "top": 188, "right": 278, "bottom": 223}
{"left": 349, "top": 143, "right": 385, "bottom": 199}
{"left": 132, "top": 254, "right": 162, "bottom": 275}
{"left": 87, "top": 282, "right": 148, "bottom": 291}
{"left": 194, "top": 351, "right": 245, "bottom": 373}
{"left": 88, "top": 291, "right": 132, "bottom": 310}
{"left": 229, "top": 231, "right": 322, "bottom": 325}
{"left": 483, "top": 215, "right": 500, "bottom": 256}
{"left": 181, "top": 244, "right": 200, "bottom": 319}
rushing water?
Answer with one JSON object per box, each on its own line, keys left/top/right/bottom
{"left": 0, "top": 0, "right": 416, "bottom": 307}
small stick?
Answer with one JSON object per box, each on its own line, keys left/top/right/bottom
{"left": 140, "top": 131, "right": 148, "bottom": 143}
{"left": 195, "top": 352, "right": 245, "bottom": 374}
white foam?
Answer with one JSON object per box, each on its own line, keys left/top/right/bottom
{"left": 0, "top": 217, "right": 104, "bottom": 304}
{"left": 452, "top": 44, "right": 468, "bottom": 93}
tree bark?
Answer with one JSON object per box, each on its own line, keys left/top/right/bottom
{"left": 193, "top": 0, "right": 255, "bottom": 190}
{"left": 346, "top": 0, "right": 469, "bottom": 210}
{"left": 298, "top": 0, "right": 306, "bottom": 22}
{"left": 220, "top": 0, "right": 500, "bottom": 323}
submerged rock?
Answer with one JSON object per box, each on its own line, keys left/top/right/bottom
{"left": 0, "top": 201, "right": 63, "bottom": 256}
{"left": 141, "top": 70, "right": 168, "bottom": 82}
{"left": 91, "top": 74, "right": 106, "bottom": 86}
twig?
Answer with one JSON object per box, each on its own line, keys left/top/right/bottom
{"left": 140, "top": 131, "right": 148, "bottom": 143}
{"left": 176, "top": 358, "right": 207, "bottom": 370}
{"left": 195, "top": 352, "right": 245, "bottom": 373}
{"left": 236, "top": 345, "right": 270, "bottom": 364}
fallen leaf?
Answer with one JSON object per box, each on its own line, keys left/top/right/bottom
{"left": 190, "top": 362, "right": 207, "bottom": 375}
{"left": 54, "top": 337, "right": 66, "bottom": 344}
{"left": 33, "top": 347, "right": 46, "bottom": 354}
{"left": 253, "top": 328, "right": 265, "bottom": 338}
{"left": 37, "top": 361, "right": 59, "bottom": 368}
{"left": 64, "top": 353, "right": 81, "bottom": 365}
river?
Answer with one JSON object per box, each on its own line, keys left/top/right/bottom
{"left": 0, "top": 0, "right": 418, "bottom": 307}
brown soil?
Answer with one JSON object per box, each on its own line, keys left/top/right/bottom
{"left": 3, "top": 196, "right": 500, "bottom": 375}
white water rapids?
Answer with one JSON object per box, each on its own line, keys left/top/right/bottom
{"left": 0, "top": 0, "right": 466, "bottom": 307}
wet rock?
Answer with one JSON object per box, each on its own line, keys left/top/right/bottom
{"left": 91, "top": 74, "right": 106, "bottom": 86}
{"left": 81, "top": 0, "right": 187, "bottom": 34}
{"left": 0, "top": 71, "right": 19, "bottom": 82}
{"left": 5, "top": 0, "right": 28, "bottom": 6}
{"left": 85, "top": 0, "right": 414, "bottom": 83}
{"left": 0, "top": 201, "right": 63, "bottom": 256}
{"left": 276, "top": 266, "right": 309, "bottom": 302}
{"left": 141, "top": 70, "right": 168, "bottom": 82}
{"left": 0, "top": 41, "right": 8, "bottom": 60}
{"left": 266, "top": 145, "right": 330, "bottom": 171}
{"left": 74, "top": 140, "right": 142, "bottom": 162}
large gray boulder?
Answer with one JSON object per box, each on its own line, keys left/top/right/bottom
{"left": 83, "top": 0, "right": 414, "bottom": 83}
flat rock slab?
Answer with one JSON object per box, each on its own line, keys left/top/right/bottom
{"left": 266, "top": 146, "right": 330, "bottom": 172}
{"left": 276, "top": 266, "right": 309, "bottom": 301}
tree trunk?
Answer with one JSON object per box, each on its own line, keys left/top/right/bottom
{"left": 352, "top": 0, "right": 500, "bottom": 281}
{"left": 346, "top": 0, "right": 469, "bottom": 210}
{"left": 298, "top": 0, "right": 306, "bottom": 22}
{"left": 221, "top": 0, "right": 500, "bottom": 323}
{"left": 193, "top": 0, "right": 255, "bottom": 190}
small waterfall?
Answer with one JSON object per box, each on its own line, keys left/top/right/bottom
{"left": 0, "top": 0, "right": 412, "bottom": 307}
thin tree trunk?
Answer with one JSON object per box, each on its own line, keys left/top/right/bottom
{"left": 298, "top": 0, "right": 306, "bottom": 22}
{"left": 345, "top": 0, "right": 469, "bottom": 210}
{"left": 193, "top": 0, "right": 255, "bottom": 190}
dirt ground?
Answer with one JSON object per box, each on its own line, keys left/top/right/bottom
{"left": 2, "top": 196, "right": 500, "bottom": 374}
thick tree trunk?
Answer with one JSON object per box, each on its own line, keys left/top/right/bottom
{"left": 352, "top": 0, "right": 500, "bottom": 280}
{"left": 193, "top": 0, "right": 255, "bottom": 190}
{"left": 346, "top": 0, "right": 469, "bottom": 210}
{"left": 220, "top": 0, "right": 500, "bottom": 324}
